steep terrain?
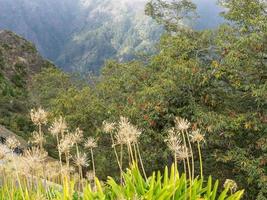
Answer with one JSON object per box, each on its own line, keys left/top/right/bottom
{"left": 57, "top": 0, "right": 162, "bottom": 73}
{"left": 0, "top": 0, "right": 162, "bottom": 73}
{"left": 0, "top": 0, "right": 78, "bottom": 61}
{"left": 0, "top": 0, "right": 223, "bottom": 73}
{"left": 0, "top": 30, "right": 51, "bottom": 137}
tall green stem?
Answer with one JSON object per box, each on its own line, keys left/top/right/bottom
{"left": 38, "top": 123, "right": 43, "bottom": 150}
{"left": 181, "top": 131, "right": 191, "bottom": 181}
{"left": 197, "top": 142, "right": 203, "bottom": 179}
{"left": 56, "top": 133, "right": 63, "bottom": 183}
{"left": 120, "top": 144, "right": 123, "bottom": 183}
{"left": 128, "top": 143, "right": 135, "bottom": 164}
{"left": 136, "top": 143, "right": 147, "bottom": 181}
{"left": 110, "top": 133, "right": 123, "bottom": 182}
{"left": 182, "top": 130, "right": 192, "bottom": 199}
{"left": 186, "top": 130, "right": 194, "bottom": 180}
{"left": 90, "top": 148, "right": 96, "bottom": 187}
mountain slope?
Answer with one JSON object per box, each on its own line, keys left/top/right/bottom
{"left": 0, "top": 30, "right": 51, "bottom": 138}
{"left": 0, "top": 0, "right": 162, "bottom": 73}
{"left": 57, "top": 0, "right": 162, "bottom": 73}
{"left": 0, "top": 0, "right": 223, "bottom": 73}
{"left": 0, "top": 0, "right": 77, "bottom": 61}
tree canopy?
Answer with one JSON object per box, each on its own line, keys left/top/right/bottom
{"left": 28, "top": 0, "right": 267, "bottom": 199}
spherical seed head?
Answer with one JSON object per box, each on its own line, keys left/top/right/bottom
{"left": 102, "top": 121, "right": 116, "bottom": 133}
{"left": 22, "top": 147, "right": 48, "bottom": 175}
{"left": 115, "top": 116, "right": 141, "bottom": 145}
{"left": 86, "top": 170, "right": 95, "bottom": 181}
{"left": 74, "top": 153, "right": 88, "bottom": 167}
{"left": 223, "top": 179, "right": 238, "bottom": 192}
{"left": 31, "top": 131, "right": 46, "bottom": 146}
{"left": 165, "top": 129, "right": 182, "bottom": 153}
{"left": 23, "top": 147, "right": 48, "bottom": 163}
{"left": 6, "top": 136, "right": 20, "bottom": 150}
{"left": 58, "top": 134, "right": 74, "bottom": 154}
{"left": 84, "top": 137, "right": 97, "bottom": 149}
{"left": 30, "top": 107, "right": 48, "bottom": 125}
{"left": 49, "top": 116, "right": 67, "bottom": 137}
{"left": 72, "top": 127, "right": 84, "bottom": 143}
{"left": 175, "top": 117, "right": 191, "bottom": 131}
{"left": 176, "top": 145, "right": 191, "bottom": 160}
{"left": 61, "top": 165, "right": 75, "bottom": 176}
{"left": 190, "top": 129, "right": 205, "bottom": 143}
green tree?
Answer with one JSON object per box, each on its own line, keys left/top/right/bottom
{"left": 143, "top": 0, "right": 267, "bottom": 199}
{"left": 145, "top": 0, "right": 197, "bottom": 31}
{"left": 29, "top": 1, "right": 266, "bottom": 198}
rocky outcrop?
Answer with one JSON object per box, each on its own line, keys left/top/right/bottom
{"left": 0, "top": 30, "right": 48, "bottom": 81}
{"left": 0, "top": 125, "right": 27, "bottom": 147}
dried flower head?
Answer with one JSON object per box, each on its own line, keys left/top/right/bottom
{"left": 22, "top": 147, "right": 48, "bottom": 175}
{"left": 190, "top": 129, "right": 205, "bottom": 143}
{"left": 72, "top": 127, "right": 84, "bottom": 143}
{"left": 175, "top": 117, "right": 190, "bottom": 131}
{"left": 23, "top": 147, "right": 48, "bottom": 163}
{"left": 74, "top": 153, "right": 88, "bottom": 167}
{"left": 6, "top": 136, "right": 20, "bottom": 150}
{"left": 84, "top": 137, "right": 97, "bottom": 149}
{"left": 30, "top": 107, "right": 48, "bottom": 125}
{"left": 115, "top": 116, "right": 141, "bottom": 145}
{"left": 86, "top": 170, "right": 95, "bottom": 181}
{"left": 61, "top": 165, "right": 75, "bottom": 176}
{"left": 49, "top": 116, "right": 67, "bottom": 137}
{"left": 224, "top": 179, "right": 238, "bottom": 193}
{"left": 102, "top": 121, "right": 116, "bottom": 133}
{"left": 30, "top": 131, "right": 45, "bottom": 146}
{"left": 58, "top": 134, "right": 74, "bottom": 154}
{"left": 176, "top": 145, "right": 191, "bottom": 160}
{"left": 165, "top": 128, "right": 182, "bottom": 153}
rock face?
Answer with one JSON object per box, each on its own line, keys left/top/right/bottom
{"left": 0, "top": 125, "right": 27, "bottom": 148}
{"left": 0, "top": 30, "right": 47, "bottom": 81}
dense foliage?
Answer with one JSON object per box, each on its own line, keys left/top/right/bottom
{"left": 1, "top": 0, "right": 266, "bottom": 199}
{"left": 0, "top": 31, "right": 51, "bottom": 138}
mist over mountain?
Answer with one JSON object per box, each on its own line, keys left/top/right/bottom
{"left": 193, "top": 0, "right": 224, "bottom": 29}
{"left": 0, "top": 0, "right": 222, "bottom": 73}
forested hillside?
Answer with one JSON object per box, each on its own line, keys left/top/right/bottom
{"left": 0, "top": 0, "right": 266, "bottom": 199}
{"left": 0, "top": 0, "right": 222, "bottom": 73}
{"left": 0, "top": 0, "right": 162, "bottom": 73}
{"left": 0, "top": 30, "right": 52, "bottom": 138}
{"left": 27, "top": 0, "right": 266, "bottom": 199}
